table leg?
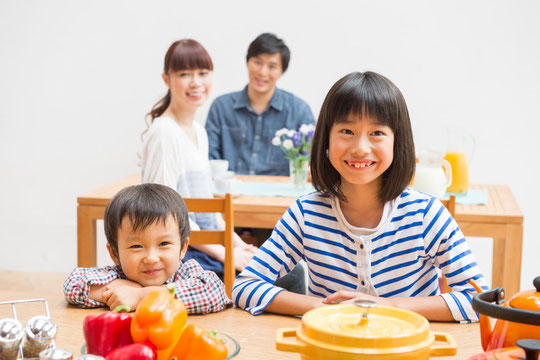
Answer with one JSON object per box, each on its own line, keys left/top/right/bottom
{"left": 503, "top": 224, "right": 523, "bottom": 296}
{"left": 77, "top": 205, "right": 105, "bottom": 267}
{"left": 491, "top": 224, "right": 523, "bottom": 297}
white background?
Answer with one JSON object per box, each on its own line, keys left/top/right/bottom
{"left": 1, "top": 1, "right": 538, "bottom": 291}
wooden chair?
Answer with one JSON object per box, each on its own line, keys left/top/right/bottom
{"left": 439, "top": 195, "right": 456, "bottom": 293}
{"left": 183, "top": 194, "right": 235, "bottom": 298}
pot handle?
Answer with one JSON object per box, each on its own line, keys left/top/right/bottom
{"left": 429, "top": 331, "right": 457, "bottom": 357}
{"left": 275, "top": 328, "right": 307, "bottom": 354}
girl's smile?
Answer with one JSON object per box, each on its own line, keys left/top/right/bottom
{"left": 328, "top": 114, "right": 394, "bottom": 188}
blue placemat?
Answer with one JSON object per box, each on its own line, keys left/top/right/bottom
{"left": 240, "top": 181, "right": 315, "bottom": 198}
{"left": 441, "top": 189, "right": 488, "bottom": 205}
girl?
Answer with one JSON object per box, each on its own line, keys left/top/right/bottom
{"left": 232, "top": 71, "right": 488, "bottom": 322}
{"left": 140, "top": 39, "right": 256, "bottom": 277}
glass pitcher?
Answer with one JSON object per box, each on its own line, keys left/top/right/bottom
{"left": 445, "top": 127, "right": 475, "bottom": 194}
{"left": 413, "top": 149, "right": 452, "bottom": 198}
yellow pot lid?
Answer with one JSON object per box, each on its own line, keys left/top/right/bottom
{"left": 298, "top": 302, "right": 433, "bottom": 354}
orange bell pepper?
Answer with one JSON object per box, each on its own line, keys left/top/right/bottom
{"left": 169, "top": 323, "right": 228, "bottom": 360}
{"left": 131, "top": 284, "right": 187, "bottom": 360}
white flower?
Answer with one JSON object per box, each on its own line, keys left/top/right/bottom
{"left": 271, "top": 136, "right": 281, "bottom": 146}
{"left": 282, "top": 139, "right": 293, "bottom": 149}
{"left": 299, "top": 124, "right": 310, "bottom": 134}
{"left": 275, "top": 128, "right": 289, "bottom": 137}
{"left": 287, "top": 130, "right": 296, "bottom": 138}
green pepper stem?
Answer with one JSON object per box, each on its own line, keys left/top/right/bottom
{"left": 113, "top": 305, "right": 131, "bottom": 313}
{"left": 166, "top": 282, "right": 175, "bottom": 296}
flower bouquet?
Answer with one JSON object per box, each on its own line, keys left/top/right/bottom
{"left": 272, "top": 124, "right": 315, "bottom": 189}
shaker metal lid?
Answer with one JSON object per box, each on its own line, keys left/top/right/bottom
{"left": 298, "top": 304, "right": 433, "bottom": 354}
{"left": 26, "top": 315, "right": 57, "bottom": 340}
{"left": 0, "top": 318, "right": 24, "bottom": 342}
{"left": 39, "top": 348, "right": 73, "bottom": 360}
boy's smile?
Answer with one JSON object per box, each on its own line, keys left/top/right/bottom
{"left": 108, "top": 215, "right": 188, "bottom": 287}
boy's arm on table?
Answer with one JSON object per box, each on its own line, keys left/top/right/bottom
{"left": 63, "top": 266, "right": 127, "bottom": 308}
{"left": 173, "top": 259, "right": 232, "bottom": 314}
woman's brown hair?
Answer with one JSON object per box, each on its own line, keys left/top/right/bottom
{"left": 310, "top": 71, "right": 416, "bottom": 203}
{"left": 147, "top": 39, "right": 213, "bottom": 122}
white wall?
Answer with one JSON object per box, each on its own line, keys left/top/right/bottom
{"left": 1, "top": 1, "right": 538, "bottom": 290}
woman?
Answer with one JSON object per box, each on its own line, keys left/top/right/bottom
{"left": 140, "top": 39, "right": 256, "bottom": 277}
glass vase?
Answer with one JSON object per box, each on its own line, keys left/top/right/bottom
{"left": 289, "top": 158, "right": 309, "bottom": 190}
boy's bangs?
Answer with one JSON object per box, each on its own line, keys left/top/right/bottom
{"left": 122, "top": 199, "right": 176, "bottom": 233}
{"left": 169, "top": 45, "right": 213, "bottom": 72}
{"left": 331, "top": 76, "right": 399, "bottom": 129}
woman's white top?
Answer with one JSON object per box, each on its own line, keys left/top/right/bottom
{"left": 139, "top": 116, "right": 216, "bottom": 230}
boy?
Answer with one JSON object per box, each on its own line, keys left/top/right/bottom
{"left": 64, "top": 183, "right": 231, "bottom": 314}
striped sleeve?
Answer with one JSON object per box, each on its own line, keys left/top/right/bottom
{"left": 233, "top": 199, "right": 306, "bottom": 315}
{"left": 423, "top": 198, "right": 489, "bottom": 322}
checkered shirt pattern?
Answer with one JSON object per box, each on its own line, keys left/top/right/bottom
{"left": 63, "top": 259, "right": 231, "bottom": 314}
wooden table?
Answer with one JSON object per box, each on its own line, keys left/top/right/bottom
{"left": 77, "top": 173, "right": 523, "bottom": 295}
{"left": 0, "top": 272, "right": 483, "bottom": 359}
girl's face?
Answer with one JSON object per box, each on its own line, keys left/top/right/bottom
{"left": 328, "top": 114, "right": 394, "bottom": 190}
{"left": 163, "top": 68, "right": 213, "bottom": 110}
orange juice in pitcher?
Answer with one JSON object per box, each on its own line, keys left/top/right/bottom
{"left": 444, "top": 152, "right": 469, "bottom": 193}
{"left": 445, "top": 127, "right": 475, "bottom": 194}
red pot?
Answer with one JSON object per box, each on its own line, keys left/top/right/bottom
{"left": 470, "top": 276, "right": 540, "bottom": 351}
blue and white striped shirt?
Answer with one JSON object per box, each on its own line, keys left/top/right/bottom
{"left": 233, "top": 189, "right": 488, "bottom": 322}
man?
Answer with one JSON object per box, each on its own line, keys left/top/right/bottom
{"left": 206, "top": 33, "right": 313, "bottom": 294}
{"left": 206, "top": 33, "right": 315, "bottom": 176}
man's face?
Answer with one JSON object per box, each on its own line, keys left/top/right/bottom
{"left": 246, "top": 53, "right": 283, "bottom": 96}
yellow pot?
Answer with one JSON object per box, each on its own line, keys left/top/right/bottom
{"left": 276, "top": 303, "right": 456, "bottom": 360}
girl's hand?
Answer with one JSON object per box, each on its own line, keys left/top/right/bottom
{"left": 323, "top": 290, "right": 397, "bottom": 307}
{"left": 233, "top": 246, "right": 256, "bottom": 272}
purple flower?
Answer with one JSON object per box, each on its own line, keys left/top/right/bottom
{"left": 306, "top": 130, "right": 315, "bottom": 139}
{"left": 292, "top": 131, "right": 302, "bottom": 147}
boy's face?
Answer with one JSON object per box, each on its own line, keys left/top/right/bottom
{"left": 246, "top": 53, "right": 283, "bottom": 96}
{"left": 107, "top": 215, "right": 188, "bottom": 287}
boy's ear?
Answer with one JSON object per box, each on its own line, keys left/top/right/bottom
{"left": 106, "top": 243, "right": 121, "bottom": 266}
{"left": 179, "top": 237, "right": 190, "bottom": 260}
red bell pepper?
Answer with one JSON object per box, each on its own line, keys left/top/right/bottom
{"left": 105, "top": 341, "right": 156, "bottom": 360}
{"left": 83, "top": 305, "right": 133, "bottom": 357}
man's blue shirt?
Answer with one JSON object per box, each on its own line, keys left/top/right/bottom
{"left": 205, "top": 86, "right": 315, "bottom": 176}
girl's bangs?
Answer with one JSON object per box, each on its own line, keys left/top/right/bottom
{"left": 330, "top": 75, "right": 399, "bottom": 129}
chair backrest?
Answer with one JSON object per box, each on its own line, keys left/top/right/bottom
{"left": 439, "top": 195, "right": 456, "bottom": 293}
{"left": 183, "top": 194, "right": 235, "bottom": 298}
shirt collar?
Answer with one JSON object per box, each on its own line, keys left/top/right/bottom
{"left": 233, "top": 85, "right": 284, "bottom": 112}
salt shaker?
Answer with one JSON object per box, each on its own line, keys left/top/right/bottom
{"left": 0, "top": 318, "right": 24, "bottom": 360}
{"left": 22, "top": 315, "right": 57, "bottom": 358}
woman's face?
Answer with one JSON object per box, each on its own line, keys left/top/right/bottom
{"left": 163, "top": 68, "right": 213, "bottom": 110}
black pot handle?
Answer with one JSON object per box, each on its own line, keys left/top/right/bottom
{"left": 472, "top": 287, "right": 540, "bottom": 326}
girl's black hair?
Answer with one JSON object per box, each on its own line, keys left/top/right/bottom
{"left": 104, "top": 183, "right": 191, "bottom": 258}
{"left": 147, "top": 39, "right": 213, "bottom": 122}
{"left": 310, "top": 71, "right": 416, "bottom": 203}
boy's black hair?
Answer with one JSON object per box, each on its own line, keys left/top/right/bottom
{"left": 246, "top": 33, "right": 290, "bottom": 73}
{"left": 310, "top": 71, "right": 416, "bottom": 203}
{"left": 104, "top": 183, "right": 191, "bottom": 258}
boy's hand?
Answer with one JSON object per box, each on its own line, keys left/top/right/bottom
{"left": 102, "top": 282, "right": 144, "bottom": 310}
